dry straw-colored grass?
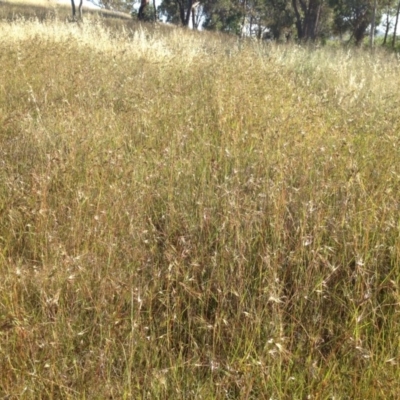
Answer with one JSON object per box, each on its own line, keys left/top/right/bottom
{"left": 1, "top": 14, "right": 400, "bottom": 398}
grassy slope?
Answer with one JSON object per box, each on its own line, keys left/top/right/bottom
{"left": 1, "top": 13, "right": 400, "bottom": 399}
{"left": 0, "top": 0, "right": 132, "bottom": 21}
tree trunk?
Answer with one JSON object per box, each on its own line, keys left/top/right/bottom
{"left": 383, "top": 12, "right": 390, "bottom": 45}
{"left": 354, "top": 19, "right": 370, "bottom": 45}
{"left": 393, "top": 0, "right": 400, "bottom": 48}
{"left": 242, "top": 0, "right": 247, "bottom": 37}
{"left": 292, "top": 0, "right": 303, "bottom": 39}
{"left": 312, "top": 3, "right": 321, "bottom": 39}
{"left": 369, "top": 0, "right": 377, "bottom": 48}
{"left": 176, "top": 0, "right": 195, "bottom": 27}
{"left": 71, "top": 0, "right": 76, "bottom": 19}
{"left": 138, "top": 0, "right": 148, "bottom": 20}
{"left": 292, "top": 0, "right": 321, "bottom": 40}
{"left": 78, "top": 0, "right": 83, "bottom": 19}
{"left": 176, "top": 0, "right": 186, "bottom": 25}
{"left": 304, "top": 1, "right": 321, "bottom": 39}
{"left": 184, "top": 0, "right": 194, "bottom": 26}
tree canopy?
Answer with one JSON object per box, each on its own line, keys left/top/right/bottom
{"left": 151, "top": 0, "right": 398, "bottom": 45}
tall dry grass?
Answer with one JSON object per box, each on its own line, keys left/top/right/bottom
{"left": 1, "top": 15, "right": 400, "bottom": 398}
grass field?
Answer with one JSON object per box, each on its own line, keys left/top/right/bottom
{"left": 1, "top": 10, "right": 400, "bottom": 399}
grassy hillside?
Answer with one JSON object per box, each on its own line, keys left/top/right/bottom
{"left": 0, "top": 0, "right": 132, "bottom": 21}
{"left": 1, "top": 15, "right": 400, "bottom": 398}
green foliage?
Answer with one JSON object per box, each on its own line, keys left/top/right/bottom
{"left": 261, "top": 0, "right": 295, "bottom": 39}
{"left": 156, "top": 0, "right": 396, "bottom": 45}
{"left": 202, "top": 0, "right": 244, "bottom": 33}
{"left": 159, "top": 0, "right": 182, "bottom": 23}
{"left": 132, "top": 3, "right": 157, "bottom": 21}
{"left": 329, "top": 0, "right": 381, "bottom": 44}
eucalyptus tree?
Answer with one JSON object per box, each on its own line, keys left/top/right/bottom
{"left": 291, "top": 0, "right": 326, "bottom": 40}
{"left": 71, "top": 0, "right": 83, "bottom": 20}
{"left": 244, "top": 0, "right": 271, "bottom": 38}
{"left": 379, "top": 0, "right": 400, "bottom": 45}
{"left": 259, "top": 0, "right": 295, "bottom": 39}
{"left": 159, "top": 0, "right": 200, "bottom": 26}
{"left": 159, "top": 0, "right": 181, "bottom": 24}
{"left": 330, "top": 0, "right": 382, "bottom": 45}
{"left": 392, "top": 0, "right": 400, "bottom": 47}
{"left": 201, "top": 0, "right": 244, "bottom": 33}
